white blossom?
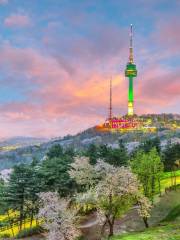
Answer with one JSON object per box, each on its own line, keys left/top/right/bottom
{"left": 137, "top": 195, "right": 152, "bottom": 219}
{"left": 69, "top": 157, "right": 97, "bottom": 188}
{"left": 74, "top": 159, "right": 152, "bottom": 236}
{"left": 38, "top": 192, "right": 80, "bottom": 240}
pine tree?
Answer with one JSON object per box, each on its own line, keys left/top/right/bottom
{"left": 40, "top": 155, "right": 76, "bottom": 197}
{"left": 86, "top": 144, "right": 99, "bottom": 165}
{"left": 5, "top": 164, "right": 31, "bottom": 230}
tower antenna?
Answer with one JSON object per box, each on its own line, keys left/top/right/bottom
{"left": 109, "top": 77, "right": 112, "bottom": 120}
{"left": 129, "top": 24, "right": 134, "bottom": 64}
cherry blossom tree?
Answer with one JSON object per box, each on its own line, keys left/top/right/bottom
{"left": 69, "top": 156, "right": 98, "bottom": 189}
{"left": 70, "top": 158, "right": 152, "bottom": 237}
{"left": 137, "top": 195, "right": 152, "bottom": 228}
{"left": 38, "top": 192, "right": 80, "bottom": 240}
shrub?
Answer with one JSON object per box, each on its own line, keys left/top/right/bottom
{"left": 16, "top": 226, "right": 43, "bottom": 238}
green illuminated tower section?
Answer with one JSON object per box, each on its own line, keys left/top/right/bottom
{"left": 125, "top": 24, "right": 137, "bottom": 116}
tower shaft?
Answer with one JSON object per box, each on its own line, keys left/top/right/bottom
{"left": 128, "top": 77, "right": 134, "bottom": 116}
{"left": 128, "top": 76, "right": 134, "bottom": 102}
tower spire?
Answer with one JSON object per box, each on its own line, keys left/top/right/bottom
{"left": 109, "top": 77, "right": 112, "bottom": 120}
{"left": 129, "top": 24, "right": 134, "bottom": 64}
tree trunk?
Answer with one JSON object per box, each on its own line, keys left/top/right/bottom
{"left": 101, "top": 219, "right": 107, "bottom": 237}
{"left": 143, "top": 217, "right": 149, "bottom": 228}
{"left": 19, "top": 189, "right": 25, "bottom": 231}
{"left": 19, "top": 205, "right": 24, "bottom": 231}
{"left": 7, "top": 211, "right": 14, "bottom": 237}
{"left": 151, "top": 175, "right": 155, "bottom": 204}
{"left": 171, "top": 170, "right": 173, "bottom": 187}
{"left": 108, "top": 222, "right": 114, "bottom": 238}
{"left": 36, "top": 218, "right": 39, "bottom": 226}
{"left": 158, "top": 177, "right": 161, "bottom": 196}
{"left": 30, "top": 209, "right": 34, "bottom": 228}
{"left": 173, "top": 168, "right": 177, "bottom": 190}
{"left": 108, "top": 217, "right": 115, "bottom": 238}
{"left": 107, "top": 193, "right": 115, "bottom": 238}
{"left": 23, "top": 217, "right": 26, "bottom": 229}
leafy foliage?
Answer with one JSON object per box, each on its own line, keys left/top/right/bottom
{"left": 162, "top": 143, "right": 180, "bottom": 171}
{"left": 85, "top": 140, "right": 129, "bottom": 167}
{"left": 139, "top": 137, "right": 161, "bottom": 154}
{"left": 130, "top": 148, "right": 163, "bottom": 202}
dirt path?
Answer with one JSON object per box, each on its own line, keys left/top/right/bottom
{"left": 79, "top": 209, "right": 145, "bottom": 240}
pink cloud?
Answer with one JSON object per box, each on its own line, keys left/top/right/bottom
{"left": 0, "top": 34, "right": 179, "bottom": 138}
{"left": 4, "top": 14, "right": 31, "bottom": 28}
{"left": 154, "top": 17, "right": 180, "bottom": 55}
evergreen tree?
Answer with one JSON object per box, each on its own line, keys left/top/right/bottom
{"left": 85, "top": 144, "right": 99, "bottom": 165}
{"left": 3, "top": 161, "right": 42, "bottom": 231}
{"left": 102, "top": 141, "right": 128, "bottom": 167}
{"left": 0, "top": 177, "right": 6, "bottom": 214}
{"left": 99, "top": 144, "right": 111, "bottom": 159}
{"left": 163, "top": 143, "right": 180, "bottom": 171}
{"left": 40, "top": 155, "right": 76, "bottom": 197}
{"left": 5, "top": 164, "right": 31, "bottom": 230}
{"left": 46, "top": 144, "right": 64, "bottom": 159}
{"left": 140, "top": 137, "right": 161, "bottom": 154}
{"left": 25, "top": 160, "right": 42, "bottom": 227}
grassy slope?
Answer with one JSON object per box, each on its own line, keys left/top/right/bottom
{"left": 162, "top": 204, "right": 180, "bottom": 222}
{"left": 111, "top": 223, "right": 180, "bottom": 240}
{"left": 149, "top": 189, "right": 180, "bottom": 225}
{"left": 112, "top": 187, "right": 180, "bottom": 240}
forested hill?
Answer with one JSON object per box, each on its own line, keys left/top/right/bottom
{"left": 0, "top": 114, "right": 179, "bottom": 170}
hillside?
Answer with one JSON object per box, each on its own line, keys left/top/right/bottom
{"left": 111, "top": 223, "right": 180, "bottom": 240}
{"left": 0, "top": 114, "right": 179, "bottom": 170}
{"left": 110, "top": 179, "right": 180, "bottom": 240}
{"left": 78, "top": 186, "right": 180, "bottom": 240}
{"left": 0, "top": 137, "right": 48, "bottom": 148}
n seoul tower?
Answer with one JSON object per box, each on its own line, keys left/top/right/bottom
{"left": 125, "top": 24, "right": 137, "bottom": 116}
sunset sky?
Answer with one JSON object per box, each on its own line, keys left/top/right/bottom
{"left": 0, "top": 0, "right": 179, "bottom": 138}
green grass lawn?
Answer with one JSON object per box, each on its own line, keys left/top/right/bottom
{"left": 159, "top": 170, "right": 180, "bottom": 193}
{"left": 111, "top": 222, "right": 180, "bottom": 240}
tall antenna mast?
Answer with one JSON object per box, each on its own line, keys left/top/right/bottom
{"left": 129, "top": 24, "right": 134, "bottom": 63}
{"left": 109, "top": 77, "right": 112, "bottom": 120}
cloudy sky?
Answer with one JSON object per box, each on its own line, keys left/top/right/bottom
{"left": 0, "top": 0, "right": 179, "bottom": 138}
